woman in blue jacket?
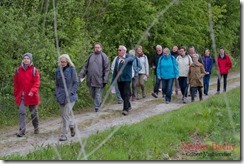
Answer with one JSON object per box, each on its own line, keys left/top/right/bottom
{"left": 55, "top": 54, "right": 79, "bottom": 141}
{"left": 202, "top": 49, "right": 213, "bottom": 95}
{"left": 157, "top": 48, "right": 179, "bottom": 104}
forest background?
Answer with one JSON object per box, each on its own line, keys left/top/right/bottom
{"left": 0, "top": 0, "right": 240, "bottom": 127}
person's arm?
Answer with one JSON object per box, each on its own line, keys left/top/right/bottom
{"left": 71, "top": 67, "right": 79, "bottom": 95}
{"left": 13, "top": 69, "right": 18, "bottom": 97}
{"left": 226, "top": 55, "right": 233, "bottom": 72}
{"left": 103, "top": 55, "right": 110, "bottom": 84}
{"left": 157, "top": 57, "right": 162, "bottom": 79}
{"left": 145, "top": 56, "right": 149, "bottom": 77}
{"left": 80, "top": 55, "right": 91, "bottom": 79}
{"left": 29, "top": 69, "right": 40, "bottom": 95}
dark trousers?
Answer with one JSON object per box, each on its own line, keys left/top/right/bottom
{"left": 217, "top": 74, "right": 228, "bottom": 92}
{"left": 178, "top": 77, "right": 188, "bottom": 98}
{"left": 153, "top": 75, "right": 161, "bottom": 94}
{"left": 161, "top": 78, "right": 174, "bottom": 102}
{"left": 118, "top": 81, "right": 131, "bottom": 111}
{"left": 203, "top": 74, "right": 211, "bottom": 95}
{"left": 190, "top": 86, "right": 203, "bottom": 102}
{"left": 131, "top": 77, "right": 137, "bottom": 97}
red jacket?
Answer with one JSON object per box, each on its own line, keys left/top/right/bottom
{"left": 217, "top": 54, "right": 232, "bottom": 74}
{"left": 14, "top": 65, "right": 41, "bottom": 106}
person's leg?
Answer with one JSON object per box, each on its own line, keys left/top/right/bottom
{"left": 153, "top": 75, "right": 160, "bottom": 94}
{"left": 178, "top": 77, "right": 184, "bottom": 99}
{"left": 118, "top": 81, "right": 125, "bottom": 108}
{"left": 67, "top": 102, "right": 76, "bottom": 137}
{"left": 94, "top": 87, "right": 104, "bottom": 112}
{"left": 139, "top": 74, "right": 146, "bottom": 98}
{"left": 198, "top": 87, "right": 203, "bottom": 100}
{"left": 124, "top": 82, "right": 131, "bottom": 112}
{"left": 88, "top": 86, "right": 95, "bottom": 99}
{"left": 223, "top": 74, "right": 228, "bottom": 92}
{"left": 190, "top": 87, "right": 196, "bottom": 102}
{"left": 203, "top": 75, "right": 208, "bottom": 95}
{"left": 59, "top": 104, "right": 68, "bottom": 141}
{"left": 135, "top": 75, "right": 140, "bottom": 99}
{"left": 115, "top": 80, "right": 123, "bottom": 102}
{"left": 175, "top": 78, "right": 179, "bottom": 95}
{"left": 29, "top": 105, "right": 39, "bottom": 134}
{"left": 161, "top": 79, "right": 167, "bottom": 100}
{"left": 217, "top": 74, "right": 222, "bottom": 93}
{"left": 18, "top": 96, "right": 26, "bottom": 136}
{"left": 206, "top": 74, "right": 211, "bottom": 95}
{"left": 131, "top": 77, "right": 137, "bottom": 101}
{"left": 166, "top": 78, "right": 174, "bottom": 103}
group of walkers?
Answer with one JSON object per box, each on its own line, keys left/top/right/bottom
{"left": 151, "top": 45, "right": 232, "bottom": 103}
{"left": 13, "top": 43, "right": 232, "bottom": 141}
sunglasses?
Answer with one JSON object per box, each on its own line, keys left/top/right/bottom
{"left": 118, "top": 49, "right": 122, "bottom": 51}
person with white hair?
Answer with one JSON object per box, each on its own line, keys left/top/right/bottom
{"left": 151, "top": 45, "right": 163, "bottom": 98}
{"left": 157, "top": 48, "right": 179, "bottom": 104}
{"left": 55, "top": 54, "right": 79, "bottom": 141}
{"left": 14, "top": 52, "right": 41, "bottom": 137}
{"left": 112, "top": 45, "right": 134, "bottom": 115}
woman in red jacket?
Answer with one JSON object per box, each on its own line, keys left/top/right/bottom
{"left": 216, "top": 47, "right": 232, "bottom": 93}
{"left": 14, "top": 53, "right": 41, "bottom": 137}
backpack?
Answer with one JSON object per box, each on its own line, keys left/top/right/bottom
{"left": 16, "top": 66, "right": 37, "bottom": 77}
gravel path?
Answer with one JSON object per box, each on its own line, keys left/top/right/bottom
{"left": 0, "top": 72, "right": 240, "bottom": 157}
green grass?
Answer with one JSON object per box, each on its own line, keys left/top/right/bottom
{"left": 2, "top": 87, "right": 240, "bottom": 160}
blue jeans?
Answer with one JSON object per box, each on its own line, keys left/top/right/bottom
{"left": 178, "top": 77, "right": 188, "bottom": 98}
{"left": 203, "top": 74, "right": 211, "bottom": 95}
{"left": 161, "top": 78, "right": 174, "bottom": 102}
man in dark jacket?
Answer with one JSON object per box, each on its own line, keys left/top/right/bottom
{"left": 80, "top": 43, "right": 110, "bottom": 112}
{"left": 112, "top": 45, "right": 134, "bottom": 115}
{"left": 151, "top": 45, "right": 163, "bottom": 98}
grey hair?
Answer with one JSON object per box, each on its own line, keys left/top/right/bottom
{"left": 119, "top": 45, "right": 127, "bottom": 52}
{"left": 58, "top": 54, "right": 75, "bottom": 67}
{"left": 156, "top": 45, "right": 162, "bottom": 50}
{"left": 129, "top": 49, "right": 136, "bottom": 56}
{"left": 163, "top": 47, "right": 170, "bottom": 54}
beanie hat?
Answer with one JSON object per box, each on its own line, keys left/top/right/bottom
{"left": 22, "top": 52, "right": 33, "bottom": 63}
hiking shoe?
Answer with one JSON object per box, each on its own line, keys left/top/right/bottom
{"left": 166, "top": 101, "right": 170, "bottom": 104}
{"left": 70, "top": 126, "right": 76, "bottom": 137}
{"left": 122, "top": 110, "right": 128, "bottom": 116}
{"left": 34, "top": 128, "right": 39, "bottom": 134}
{"left": 95, "top": 108, "right": 99, "bottom": 112}
{"left": 151, "top": 93, "right": 158, "bottom": 98}
{"left": 16, "top": 132, "right": 25, "bottom": 137}
{"left": 183, "top": 97, "right": 187, "bottom": 104}
{"left": 59, "top": 134, "right": 67, "bottom": 141}
{"left": 118, "top": 100, "right": 123, "bottom": 104}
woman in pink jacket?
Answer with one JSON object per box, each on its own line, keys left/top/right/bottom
{"left": 14, "top": 53, "right": 40, "bottom": 137}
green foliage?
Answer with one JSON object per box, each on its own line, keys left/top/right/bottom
{"left": 0, "top": 0, "right": 240, "bottom": 128}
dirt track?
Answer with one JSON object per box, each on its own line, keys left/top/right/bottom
{"left": 0, "top": 72, "right": 240, "bottom": 157}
